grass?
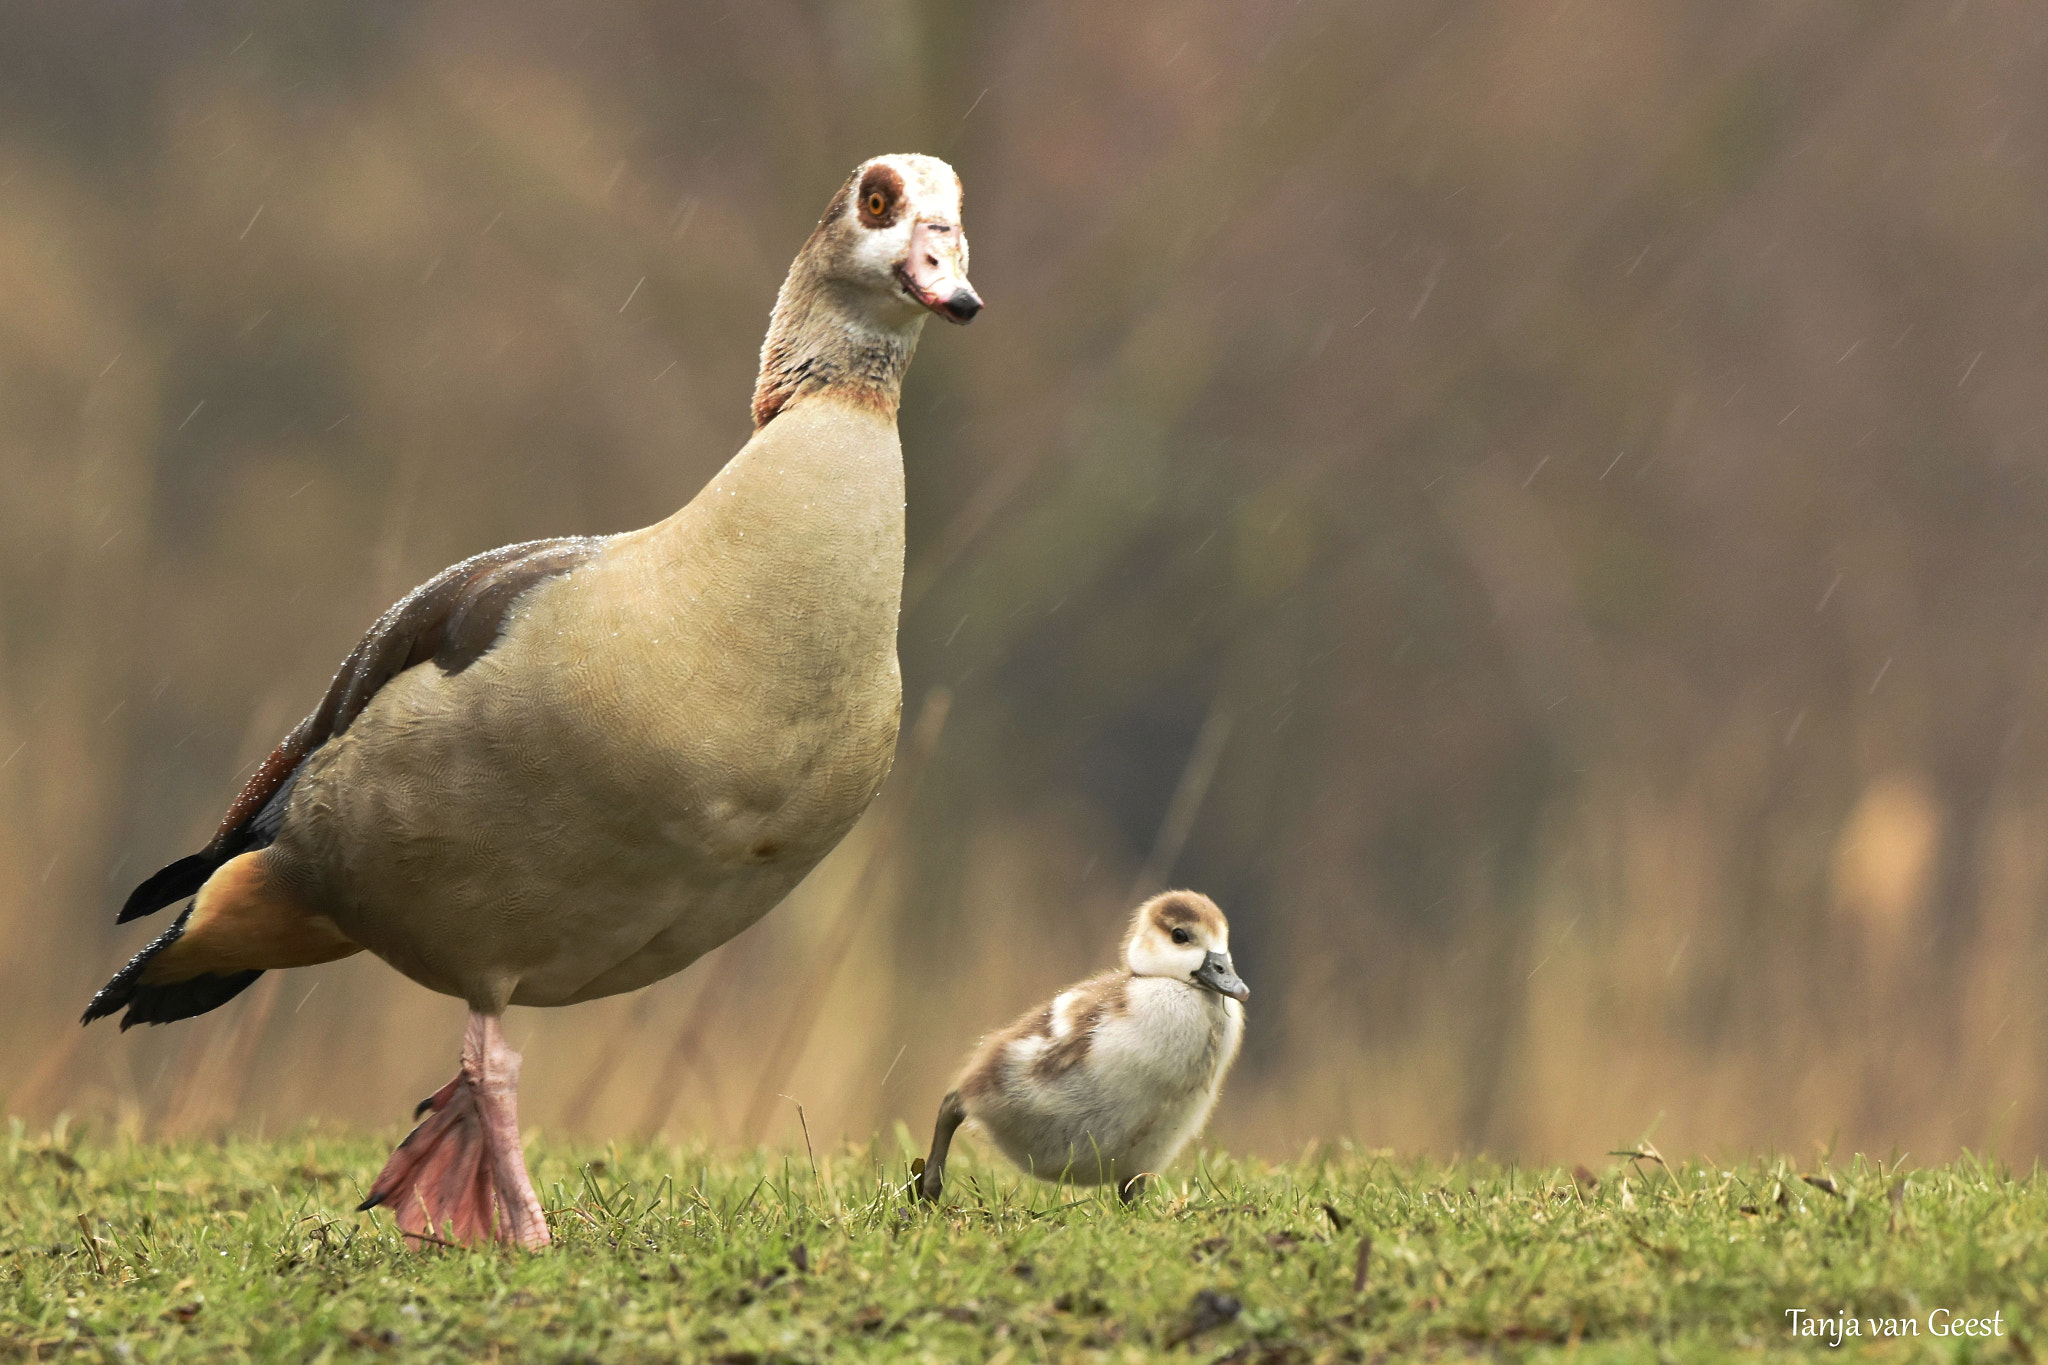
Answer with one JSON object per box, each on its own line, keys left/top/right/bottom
{"left": 1, "top": 1120, "right": 2042, "bottom": 1362}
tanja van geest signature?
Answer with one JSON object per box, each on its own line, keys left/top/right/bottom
{"left": 1786, "top": 1308, "right": 2005, "bottom": 1347}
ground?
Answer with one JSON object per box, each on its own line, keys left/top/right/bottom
{"left": 0, "top": 1122, "right": 2040, "bottom": 1361}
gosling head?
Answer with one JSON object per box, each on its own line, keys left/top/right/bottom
{"left": 1123, "top": 891, "right": 1250, "bottom": 1003}
{"left": 810, "top": 153, "right": 981, "bottom": 327}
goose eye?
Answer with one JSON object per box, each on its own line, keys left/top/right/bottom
{"left": 1170, "top": 927, "right": 1191, "bottom": 946}
{"left": 865, "top": 192, "right": 888, "bottom": 217}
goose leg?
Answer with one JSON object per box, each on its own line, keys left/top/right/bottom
{"left": 1117, "top": 1173, "right": 1148, "bottom": 1205}
{"left": 916, "top": 1090, "right": 967, "bottom": 1203}
{"left": 357, "top": 1012, "right": 550, "bottom": 1249}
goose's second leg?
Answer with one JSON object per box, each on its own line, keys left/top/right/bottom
{"left": 358, "top": 1012, "right": 550, "bottom": 1249}
{"left": 916, "top": 1090, "right": 967, "bottom": 1203}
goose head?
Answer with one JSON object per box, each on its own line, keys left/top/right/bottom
{"left": 754, "top": 153, "right": 980, "bottom": 427}
{"left": 1123, "top": 891, "right": 1249, "bottom": 1003}
{"left": 809, "top": 154, "right": 980, "bottom": 326}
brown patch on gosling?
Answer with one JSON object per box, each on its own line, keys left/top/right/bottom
{"left": 1127, "top": 890, "right": 1228, "bottom": 957}
{"left": 1030, "top": 973, "right": 1130, "bottom": 1081}
{"left": 961, "top": 999, "right": 1055, "bottom": 1102}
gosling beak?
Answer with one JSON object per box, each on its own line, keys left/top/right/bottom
{"left": 1191, "top": 951, "right": 1249, "bottom": 1003}
{"left": 899, "top": 219, "right": 981, "bottom": 324}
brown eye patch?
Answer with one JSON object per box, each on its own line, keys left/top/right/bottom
{"left": 856, "top": 165, "right": 905, "bottom": 228}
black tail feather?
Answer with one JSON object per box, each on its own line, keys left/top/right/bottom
{"left": 118, "top": 852, "right": 218, "bottom": 924}
{"left": 81, "top": 906, "right": 263, "bottom": 1030}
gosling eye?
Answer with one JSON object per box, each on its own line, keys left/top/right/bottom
{"left": 1170, "top": 927, "right": 1191, "bottom": 946}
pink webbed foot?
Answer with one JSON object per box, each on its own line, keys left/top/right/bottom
{"left": 358, "top": 1012, "right": 550, "bottom": 1250}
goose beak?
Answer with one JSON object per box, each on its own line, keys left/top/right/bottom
{"left": 899, "top": 220, "right": 981, "bottom": 324}
{"left": 1192, "top": 951, "right": 1249, "bottom": 1003}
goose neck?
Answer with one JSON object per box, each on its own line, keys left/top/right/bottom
{"left": 752, "top": 269, "right": 924, "bottom": 429}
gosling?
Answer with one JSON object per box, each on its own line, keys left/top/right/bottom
{"left": 916, "top": 890, "right": 1248, "bottom": 1204}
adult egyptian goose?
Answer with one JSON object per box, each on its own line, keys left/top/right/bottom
{"left": 916, "top": 891, "right": 1248, "bottom": 1205}
{"left": 83, "top": 154, "right": 981, "bottom": 1250}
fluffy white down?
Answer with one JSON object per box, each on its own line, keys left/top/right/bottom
{"left": 969, "top": 977, "right": 1245, "bottom": 1185}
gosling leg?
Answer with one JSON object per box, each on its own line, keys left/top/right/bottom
{"left": 1118, "top": 1173, "right": 1148, "bottom": 1205}
{"left": 916, "top": 1090, "right": 967, "bottom": 1203}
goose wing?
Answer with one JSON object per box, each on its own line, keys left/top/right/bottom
{"left": 117, "top": 535, "right": 605, "bottom": 924}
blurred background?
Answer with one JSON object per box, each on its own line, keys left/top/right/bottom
{"left": 3, "top": 0, "right": 2046, "bottom": 1166}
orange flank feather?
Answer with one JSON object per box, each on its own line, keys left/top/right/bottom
{"left": 140, "top": 851, "right": 360, "bottom": 984}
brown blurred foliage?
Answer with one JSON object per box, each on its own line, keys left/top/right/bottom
{"left": 3, "top": 0, "right": 2047, "bottom": 1165}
